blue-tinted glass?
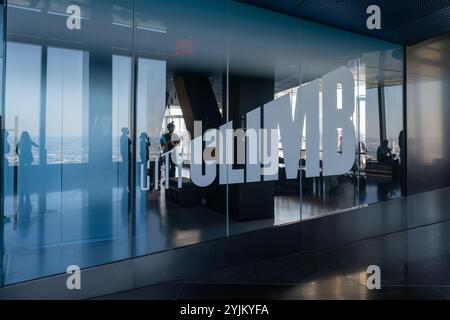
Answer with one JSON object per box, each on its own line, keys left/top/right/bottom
{"left": 2, "top": 0, "right": 133, "bottom": 285}
{"left": 132, "top": 0, "right": 228, "bottom": 257}
{"left": 227, "top": 1, "right": 301, "bottom": 235}
{"left": 358, "top": 36, "right": 404, "bottom": 205}
{"left": 0, "top": 0, "right": 405, "bottom": 287}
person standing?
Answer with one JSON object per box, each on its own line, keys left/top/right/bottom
{"left": 15, "top": 131, "right": 39, "bottom": 200}
{"left": 160, "top": 122, "right": 180, "bottom": 179}
{"left": 120, "top": 127, "right": 132, "bottom": 190}
{"left": 139, "top": 132, "right": 151, "bottom": 189}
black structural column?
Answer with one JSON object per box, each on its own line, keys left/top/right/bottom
{"left": 227, "top": 75, "right": 275, "bottom": 221}
{"left": 174, "top": 72, "right": 227, "bottom": 215}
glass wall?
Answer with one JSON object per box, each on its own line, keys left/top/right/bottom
{"left": 358, "top": 38, "right": 404, "bottom": 205}
{"left": 0, "top": 0, "right": 404, "bottom": 285}
{"left": 299, "top": 21, "right": 360, "bottom": 219}
{"left": 2, "top": 0, "right": 134, "bottom": 284}
{"left": 407, "top": 34, "right": 450, "bottom": 195}
{"left": 227, "top": 2, "right": 301, "bottom": 234}
{"left": 132, "top": 0, "right": 228, "bottom": 256}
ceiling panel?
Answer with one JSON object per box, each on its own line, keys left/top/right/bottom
{"left": 237, "top": 0, "right": 450, "bottom": 45}
{"left": 234, "top": 0, "right": 303, "bottom": 15}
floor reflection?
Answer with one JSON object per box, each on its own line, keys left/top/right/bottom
{"left": 2, "top": 176, "right": 401, "bottom": 285}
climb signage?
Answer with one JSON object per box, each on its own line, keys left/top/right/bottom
{"left": 188, "top": 66, "right": 356, "bottom": 187}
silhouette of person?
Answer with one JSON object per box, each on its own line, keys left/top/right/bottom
{"left": 16, "top": 132, "right": 39, "bottom": 167}
{"left": 120, "top": 127, "right": 132, "bottom": 163}
{"left": 161, "top": 122, "right": 180, "bottom": 179}
{"left": 120, "top": 127, "right": 132, "bottom": 189}
{"left": 2, "top": 130, "right": 12, "bottom": 224}
{"left": 398, "top": 130, "right": 406, "bottom": 195}
{"left": 139, "top": 132, "right": 151, "bottom": 189}
{"left": 376, "top": 139, "right": 396, "bottom": 164}
{"left": 3, "top": 130, "right": 10, "bottom": 165}
{"left": 15, "top": 131, "right": 39, "bottom": 201}
{"left": 139, "top": 132, "right": 151, "bottom": 165}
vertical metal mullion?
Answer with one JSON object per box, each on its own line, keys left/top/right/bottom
{"left": 128, "top": 0, "right": 137, "bottom": 258}
{"left": 225, "top": 0, "right": 230, "bottom": 237}
{"left": 298, "top": 19, "right": 303, "bottom": 222}
{"left": 356, "top": 58, "right": 361, "bottom": 208}
{"left": 39, "top": 46, "right": 48, "bottom": 221}
{"left": 377, "top": 85, "right": 387, "bottom": 143}
{"left": 0, "top": 2, "right": 7, "bottom": 288}
{"left": 402, "top": 45, "right": 408, "bottom": 197}
{"left": 39, "top": 47, "right": 47, "bottom": 166}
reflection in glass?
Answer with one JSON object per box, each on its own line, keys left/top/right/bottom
{"left": 300, "top": 21, "right": 360, "bottom": 219}
{"left": 0, "top": 0, "right": 405, "bottom": 286}
{"left": 359, "top": 44, "right": 404, "bottom": 205}
{"left": 132, "top": 0, "right": 228, "bottom": 256}
{"left": 227, "top": 1, "right": 301, "bottom": 235}
{"left": 2, "top": 0, "right": 134, "bottom": 285}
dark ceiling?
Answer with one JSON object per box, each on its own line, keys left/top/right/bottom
{"left": 237, "top": 0, "right": 450, "bottom": 45}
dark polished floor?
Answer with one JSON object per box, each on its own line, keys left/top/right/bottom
{"left": 96, "top": 216, "right": 450, "bottom": 300}
{"left": 2, "top": 171, "right": 397, "bottom": 285}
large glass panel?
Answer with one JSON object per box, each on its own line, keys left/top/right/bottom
{"left": 133, "top": 0, "right": 228, "bottom": 256}
{"left": 2, "top": 0, "right": 133, "bottom": 285}
{"left": 0, "top": 0, "right": 406, "bottom": 286}
{"left": 407, "top": 34, "right": 450, "bottom": 195}
{"left": 358, "top": 38, "right": 404, "bottom": 205}
{"left": 300, "top": 21, "right": 360, "bottom": 219}
{"left": 227, "top": 1, "right": 301, "bottom": 235}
